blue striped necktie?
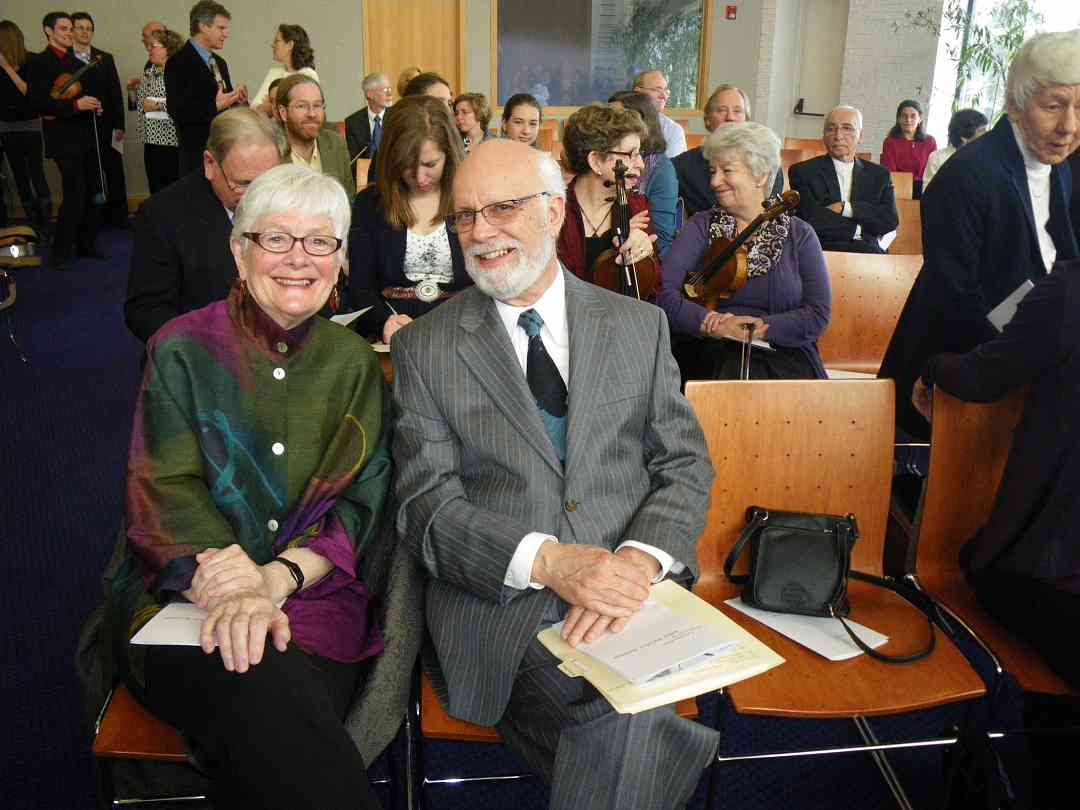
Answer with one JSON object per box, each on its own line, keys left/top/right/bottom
{"left": 518, "top": 309, "right": 567, "bottom": 463}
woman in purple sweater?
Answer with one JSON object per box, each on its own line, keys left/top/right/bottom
{"left": 659, "top": 122, "right": 831, "bottom": 381}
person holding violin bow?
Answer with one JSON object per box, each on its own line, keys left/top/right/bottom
{"left": 26, "top": 11, "right": 109, "bottom": 271}
{"left": 556, "top": 104, "right": 659, "bottom": 300}
{"left": 658, "top": 122, "right": 831, "bottom": 382}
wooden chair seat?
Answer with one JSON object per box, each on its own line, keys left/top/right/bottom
{"left": 701, "top": 579, "right": 984, "bottom": 718}
{"left": 92, "top": 685, "right": 189, "bottom": 762}
{"left": 419, "top": 672, "right": 699, "bottom": 743}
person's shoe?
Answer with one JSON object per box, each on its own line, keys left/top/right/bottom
{"left": 77, "top": 245, "right": 109, "bottom": 261}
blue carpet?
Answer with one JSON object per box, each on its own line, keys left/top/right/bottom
{"left": 2, "top": 227, "right": 1010, "bottom": 809}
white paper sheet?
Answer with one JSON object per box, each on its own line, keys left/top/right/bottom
{"left": 330, "top": 305, "right": 372, "bottom": 327}
{"left": 551, "top": 598, "right": 739, "bottom": 685}
{"left": 986, "top": 280, "right": 1034, "bottom": 332}
{"left": 724, "top": 597, "right": 888, "bottom": 661}
{"left": 130, "top": 603, "right": 208, "bottom": 646}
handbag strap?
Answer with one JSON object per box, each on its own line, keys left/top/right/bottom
{"left": 723, "top": 507, "right": 767, "bottom": 584}
{"left": 837, "top": 571, "right": 936, "bottom": 664}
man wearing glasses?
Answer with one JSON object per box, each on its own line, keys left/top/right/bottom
{"left": 633, "top": 68, "right": 687, "bottom": 158}
{"left": 392, "top": 138, "right": 718, "bottom": 810}
{"left": 125, "top": 108, "right": 283, "bottom": 342}
{"left": 274, "top": 75, "right": 354, "bottom": 195}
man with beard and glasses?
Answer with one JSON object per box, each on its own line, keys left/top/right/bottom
{"left": 391, "top": 138, "right": 718, "bottom": 810}
{"left": 274, "top": 74, "right": 354, "bottom": 195}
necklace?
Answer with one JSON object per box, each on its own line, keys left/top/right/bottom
{"left": 579, "top": 203, "right": 612, "bottom": 237}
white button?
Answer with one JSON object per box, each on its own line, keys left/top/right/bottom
{"left": 272, "top": 442, "right": 285, "bottom": 455}
{"left": 276, "top": 341, "right": 289, "bottom": 353}
{"left": 267, "top": 519, "right": 279, "bottom": 531}
{"left": 273, "top": 367, "right": 286, "bottom": 380}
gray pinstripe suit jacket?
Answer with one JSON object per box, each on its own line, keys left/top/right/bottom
{"left": 392, "top": 270, "right": 714, "bottom": 726}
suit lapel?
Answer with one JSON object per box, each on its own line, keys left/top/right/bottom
{"left": 998, "top": 120, "right": 1040, "bottom": 252}
{"left": 819, "top": 156, "right": 843, "bottom": 203}
{"left": 564, "top": 273, "right": 612, "bottom": 473}
{"left": 851, "top": 159, "right": 865, "bottom": 200}
{"left": 456, "top": 289, "right": 564, "bottom": 476}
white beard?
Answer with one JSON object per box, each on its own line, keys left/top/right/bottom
{"left": 464, "top": 236, "right": 554, "bottom": 302}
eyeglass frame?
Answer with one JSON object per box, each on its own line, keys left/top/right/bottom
{"left": 606, "top": 149, "right": 644, "bottom": 163}
{"left": 287, "top": 101, "right": 327, "bottom": 115}
{"left": 211, "top": 155, "right": 255, "bottom": 194}
{"left": 446, "top": 191, "right": 551, "bottom": 233}
{"left": 242, "top": 231, "right": 344, "bottom": 256}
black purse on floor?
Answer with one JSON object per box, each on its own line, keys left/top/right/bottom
{"left": 724, "top": 506, "right": 935, "bottom": 664}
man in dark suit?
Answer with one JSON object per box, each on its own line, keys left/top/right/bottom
{"left": 344, "top": 72, "right": 391, "bottom": 162}
{"left": 788, "top": 105, "right": 898, "bottom": 255}
{"left": 166, "top": 1, "right": 245, "bottom": 176}
{"left": 880, "top": 30, "right": 1079, "bottom": 439}
{"left": 26, "top": 12, "right": 108, "bottom": 271}
{"left": 673, "top": 83, "right": 782, "bottom": 217}
{"left": 393, "top": 139, "right": 719, "bottom": 810}
{"left": 71, "top": 12, "right": 128, "bottom": 228}
{"left": 124, "top": 108, "right": 283, "bottom": 342}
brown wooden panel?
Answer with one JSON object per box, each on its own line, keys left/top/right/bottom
{"left": 892, "top": 198, "right": 923, "bottom": 255}
{"left": 686, "top": 132, "right": 705, "bottom": 150}
{"left": 890, "top": 171, "right": 913, "bottom": 200}
{"left": 685, "top": 380, "right": 985, "bottom": 717}
{"left": 355, "top": 158, "right": 372, "bottom": 191}
{"left": 92, "top": 685, "right": 189, "bottom": 762}
{"left": 817, "top": 252, "right": 922, "bottom": 374}
{"left": 784, "top": 137, "right": 825, "bottom": 154}
{"left": 420, "top": 672, "right": 698, "bottom": 742}
{"left": 363, "top": 0, "right": 465, "bottom": 96}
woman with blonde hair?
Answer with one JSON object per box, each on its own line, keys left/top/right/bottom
{"left": 347, "top": 95, "right": 470, "bottom": 343}
{"left": 0, "top": 20, "right": 51, "bottom": 234}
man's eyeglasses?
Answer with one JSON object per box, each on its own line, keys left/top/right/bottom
{"left": 243, "top": 232, "right": 344, "bottom": 256}
{"left": 607, "top": 149, "right": 643, "bottom": 163}
{"left": 289, "top": 102, "right": 326, "bottom": 115}
{"left": 447, "top": 192, "right": 550, "bottom": 233}
{"left": 214, "top": 159, "right": 254, "bottom": 194}
{"left": 640, "top": 85, "right": 670, "bottom": 97}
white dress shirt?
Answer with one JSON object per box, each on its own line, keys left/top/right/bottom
{"left": 659, "top": 114, "right": 687, "bottom": 158}
{"left": 494, "top": 267, "right": 675, "bottom": 589}
{"left": 1011, "top": 121, "right": 1056, "bottom": 272}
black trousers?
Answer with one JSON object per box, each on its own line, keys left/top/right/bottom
{"left": 134, "top": 643, "right": 382, "bottom": 810}
{"left": 52, "top": 153, "right": 103, "bottom": 260}
{"left": 144, "top": 143, "right": 179, "bottom": 195}
{"left": 100, "top": 133, "right": 130, "bottom": 226}
{"left": 0, "top": 130, "right": 51, "bottom": 215}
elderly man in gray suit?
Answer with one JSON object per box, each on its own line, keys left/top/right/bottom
{"left": 392, "top": 138, "right": 719, "bottom": 810}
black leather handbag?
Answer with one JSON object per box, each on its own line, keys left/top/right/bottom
{"left": 724, "top": 506, "right": 935, "bottom": 664}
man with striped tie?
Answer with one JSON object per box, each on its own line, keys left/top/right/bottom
{"left": 392, "top": 138, "right": 719, "bottom": 810}
{"left": 166, "top": 1, "right": 246, "bottom": 175}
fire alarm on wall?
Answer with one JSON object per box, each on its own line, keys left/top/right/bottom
{"left": 726, "top": 4, "right": 737, "bottom": 20}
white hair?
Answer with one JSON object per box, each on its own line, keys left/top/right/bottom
{"left": 231, "top": 164, "right": 350, "bottom": 265}
{"left": 703, "top": 122, "right": 782, "bottom": 190}
{"left": 536, "top": 152, "right": 567, "bottom": 200}
{"left": 362, "top": 72, "right": 389, "bottom": 95}
{"left": 825, "top": 105, "right": 863, "bottom": 132}
{"left": 1006, "top": 29, "right": 1080, "bottom": 111}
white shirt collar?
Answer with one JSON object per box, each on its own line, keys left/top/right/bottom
{"left": 494, "top": 263, "right": 567, "bottom": 341}
{"left": 1010, "top": 120, "right": 1052, "bottom": 178}
{"left": 831, "top": 156, "right": 854, "bottom": 174}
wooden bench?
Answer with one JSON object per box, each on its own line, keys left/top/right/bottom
{"left": 890, "top": 171, "right": 914, "bottom": 200}
{"left": 817, "top": 252, "right": 922, "bottom": 376}
{"left": 891, "top": 198, "right": 923, "bottom": 255}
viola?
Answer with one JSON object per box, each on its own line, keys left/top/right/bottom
{"left": 682, "top": 190, "right": 800, "bottom": 311}
{"left": 590, "top": 160, "right": 660, "bottom": 301}
{"left": 50, "top": 54, "right": 103, "bottom": 101}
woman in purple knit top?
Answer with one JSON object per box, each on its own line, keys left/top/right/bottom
{"left": 880, "top": 99, "right": 937, "bottom": 198}
{"left": 658, "top": 122, "right": 831, "bottom": 381}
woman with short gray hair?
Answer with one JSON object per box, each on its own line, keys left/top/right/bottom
{"left": 109, "top": 163, "right": 389, "bottom": 810}
{"left": 658, "top": 121, "right": 831, "bottom": 381}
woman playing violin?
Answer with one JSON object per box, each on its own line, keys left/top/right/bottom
{"left": 658, "top": 122, "right": 831, "bottom": 381}
{"left": 556, "top": 104, "right": 658, "bottom": 287}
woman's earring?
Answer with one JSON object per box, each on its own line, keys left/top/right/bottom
{"left": 238, "top": 278, "right": 249, "bottom": 301}
{"left": 329, "top": 277, "right": 342, "bottom": 313}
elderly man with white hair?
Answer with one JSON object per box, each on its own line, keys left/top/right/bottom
{"left": 345, "top": 72, "right": 392, "bottom": 161}
{"left": 880, "top": 29, "right": 1080, "bottom": 440}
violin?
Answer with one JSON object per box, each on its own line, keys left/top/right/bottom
{"left": 50, "top": 54, "right": 103, "bottom": 101}
{"left": 682, "top": 190, "right": 800, "bottom": 311}
{"left": 590, "top": 160, "right": 660, "bottom": 301}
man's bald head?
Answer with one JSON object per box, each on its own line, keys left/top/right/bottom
{"left": 453, "top": 139, "right": 567, "bottom": 305}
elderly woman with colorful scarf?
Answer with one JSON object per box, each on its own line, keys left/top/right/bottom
{"left": 108, "top": 164, "right": 389, "bottom": 810}
{"left": 658, "top": 121, "right": 831, "bottom": 382}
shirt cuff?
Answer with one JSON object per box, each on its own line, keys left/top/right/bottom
{"left": 616, "top": 541, "right": 675, "bottom": 583}
{"left": 505, "top": 532, "right": 557, "bottom": 590}
{"left": 842, "top": 202, "right": 853, "bottom": 218}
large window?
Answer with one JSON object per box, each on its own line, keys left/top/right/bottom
{"left": 926, "top": 0, "right": 1080, "bottom": 142}
{"left": 494, "top": 0, "right": 709, "bottom": 110}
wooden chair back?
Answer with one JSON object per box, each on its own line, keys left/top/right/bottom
{"left": 686, "top": 379, "right": 895, "bottom": 607}
{"left": 916, "top": 387, "right": 1026, "bottom": 577}
{"left": 540, "top": 118, "right": 559, "bottom": 140}
{"left": 92, "top": 685, "right": 188, "bottom": 762}
{"left": 856, "top": 151, "right": 873, "bottom": 162}
{"left": 536, "top": 127, "right": 555, "bottom": 152}
{"left": 331, "top": 121, "right": 346, "bottom": 139}
{"left": 784, "top": 137, "right": 825, "bottom": 155}
{"left": 355, "top": 158, "right": 372, "bottom": 191}
{"left": 685, "top": 132, "right": 705, "bottom": 150}
{"left": 891, "top": 198, "right": 923, "bottom": 255}
{"left": 890, "top": 171, "right": 914, "bottom": 200}
{"left": 817, "top": 252, "right": 923, "bottom": 374}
